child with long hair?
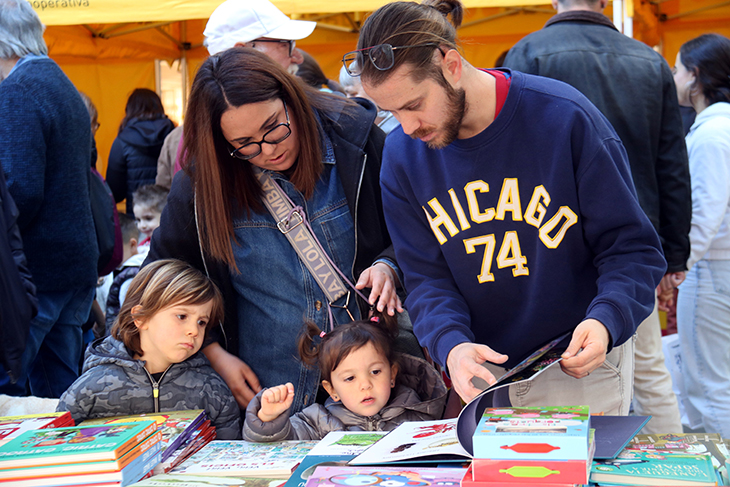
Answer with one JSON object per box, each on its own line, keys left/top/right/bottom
{"left": 243, "top": 313, "right": 447, "bottom": 441}
{"left": 57, "top": 259, "right": 241, "bottom": 439}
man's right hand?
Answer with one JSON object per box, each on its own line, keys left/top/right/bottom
{"left": 203, "top": 342, "right": 261, "bottom": 408}
{"left": 446, "top": 342, "right": 508, "bottom": 403}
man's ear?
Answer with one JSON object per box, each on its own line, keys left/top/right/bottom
{"left": 290, "top": 48, "right": 304, "bottom": 66}
{"left": 322, "top": 380, "right": 339, "bottom": 401}
{"left": 442, "top": 48, "right": 463, "bottom": 85}
{"left": 132, "top": 305, "right": 146, "bottom": 329}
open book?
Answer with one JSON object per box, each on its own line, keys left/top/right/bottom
{"left": 350, "top": 332, "right": 569, "bottom": 465}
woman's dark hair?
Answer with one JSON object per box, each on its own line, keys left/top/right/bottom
{"left": 357, "top": 0, "right": 463, "bottom": 88}
{"left": 184, "top": 47, "right": 354, "bottom": 271}
{"left": 680, "top": 33, "right": 730, "bottom": 106}
{"left": 297, "top": 311, "right": 399, "bottom": 383}
{"left": 119, "top": 88, "right": 167, "bottom": 133}
{"left": 112, "top": 259, "right": 224, "bottom": 357}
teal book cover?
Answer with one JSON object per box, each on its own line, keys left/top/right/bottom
{"left": 591, "top": 449, "right": 717, "bottom": 486}
{"left": 0, "top": 420, "right": 157, "bottom": 468}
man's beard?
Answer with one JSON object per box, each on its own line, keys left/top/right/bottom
{"left": 411, "top": 84, "right": 467, "bottom": 150}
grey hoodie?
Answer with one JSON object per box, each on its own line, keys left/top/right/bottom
{"left": 243, "top": 354, "right": 447, "bottom": 441}
{"left": 57, "top": 336, "right": 241, "bottom": 439}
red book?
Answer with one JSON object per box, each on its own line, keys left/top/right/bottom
{"left": 461, "top": 464, "right": 580, "bottom": 487}
{"left": 471, "top": 457, "right": 589, "bottom": 484}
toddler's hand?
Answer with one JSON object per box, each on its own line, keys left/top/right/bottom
{"left": 258, "top": 383, "right": 295, "bottom": 422}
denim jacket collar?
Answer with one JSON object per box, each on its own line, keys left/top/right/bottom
{"left": 545, "top": 10, "right": 618, "bottom": 31}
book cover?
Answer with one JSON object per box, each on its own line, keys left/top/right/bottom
{"left": 0, "top": 421, "right": 157, "bottom": 469}
{"left": 303, "top": 465, "right": 466, "bottom": 487}
{"left": 154, "top": 420, "right": 216, "bottom": 474}
{"left": 130, "top": 474, "right": 287, "bottom": 487}
{"left": 590, "top": 449, "right": 718, "bottom": 486}
{"left": 0, "top": 412, "right": 74, "bottom": 446}
{"left": 0, "top": 431, "right": 162, "bottom": 480}
{"left": 461, "top": 464, "right": 580, "bottom": 487}
{"left": 82, "top": 410, "right": 206, "bottom": 462}
{"left": 170, "top": 440, "right": 318, "bottom": 478}
{"left": 1, "top": 450, "right": 161, "bottom": 487}
{"left": 472, "top": 406, "right": 590, "bottom": 460}
{"left": 590, "top": 415, "right": 650, "bottom": 459}
{"left": 284, "top": 432, "right": 388, "bottom": 487}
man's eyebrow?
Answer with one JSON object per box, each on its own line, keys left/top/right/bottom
{"left": 232, "top": 111, "right": 280, "bottom": 144}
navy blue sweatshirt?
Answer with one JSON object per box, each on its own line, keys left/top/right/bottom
{"left": 381, "top": 70, "right": 666, "bottom": 369}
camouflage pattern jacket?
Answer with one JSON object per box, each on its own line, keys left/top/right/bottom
{"left": 57, "top": 336, "right": 241, "bottom": 439}
{"left": 243, "top": 354, "right": 447, "bottom": 441}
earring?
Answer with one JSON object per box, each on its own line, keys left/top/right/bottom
{"left": 390, "top": 380, "right": 395, "bottom": 387}
{"left": 333, "top": 394, "right": 339, "bottom": 400}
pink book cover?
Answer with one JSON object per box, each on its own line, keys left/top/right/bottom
{"left": 304, "top": 465, "right": 466, "bottom": 487}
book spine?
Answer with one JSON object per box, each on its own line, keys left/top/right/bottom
{"left": 471, "top": 458, "right": 589, "bottom": 484}
{"left": 118, "top": 431, "right": 162, "bottom": 470}
{"left": 114, "top": 422, "right": 159, "bottom": 459}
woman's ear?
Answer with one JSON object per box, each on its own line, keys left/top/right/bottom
{"left": 322, "top": 380, "right": 339, "bottom": 401}
{"left": 132, "top": 305, "right": 146, "bottom": 329}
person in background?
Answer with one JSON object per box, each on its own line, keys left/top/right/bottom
{"left": 106, "top": 88, "right": 174, "bottom": 215}
{"left": 98, "top": 213, "right": 143, "bottom": 337}
{"left": 156, "top": 125, "right": 184, "bottom": 190}
{"left": 0, "top": 0, "right": 98, "bottom": 397}
{"left": 132, "top": 184, "right": 168, "bottom": 250}
{"left": 339, "top": 63, "right": 401, "bottom": 134}
{"left": 243, "top": 312, "right": 446, "bottom": 441}
{"left": 146, "top": 48, "right": 402, "bottom": 414}
{"left": 295, "top": 49, "right": 345, "bottom": 94}
{"left": 203, "top": 0, "right": 315, "bottom": 71}
{"left": 503, "top": 0, "right": 690, "bottom": 435}
{"left": 352, "top": 0, "right": 666, "bottom": 413}
{"left": 78, "top": 92, "right": 101, "bottom": 169}
{"left": 674, "top": 33, "right": 730, "bottom": 438}
{"left": 57, "top": 259, "right": 241, "bottom": 439}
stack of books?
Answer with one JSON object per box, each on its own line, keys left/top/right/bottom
{"left": 81, "top": 410, "right": 212, "bottom": 474}
{"left": 465, "top": 406, "right": 594, "bottom": 487}
{"left": 0, "top": 411, "right": 74, "bottom": 447}
{"left": 0, "top": 420, "right": 162, "bottom": 487}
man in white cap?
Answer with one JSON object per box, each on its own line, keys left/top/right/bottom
{"left": 204, "top": 0, "right": 316, "bottom": 70}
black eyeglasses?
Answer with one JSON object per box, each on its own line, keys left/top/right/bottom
{"left": 229, "top": 101, "right": 291, "bottom": 161}
{"left": 342, "top": 43, "right": 441, "bottom": 77}
{"left": 246, "top": 39, "right": 295, "bottom": 56}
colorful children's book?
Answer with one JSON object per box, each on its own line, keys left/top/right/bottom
{"left": 170, "top": 440, "right": 318, "bottom": 478}
{"left": 0, "top": 421, "right": 157, "bottom": 469}
{"left": 472, "top": 406, "right": 591, "bottom": 461}
{"left": 0, "top": 431, "right": 162, "bottom": 480}
{"left": 303, "top": 465, "right": 466, "bottom": 487}
{"left": 590, "top": 449, "right": 718, "bottom": 486}
{"left": 461, "top": 464, "right": 581, "bottom": 487}
{"left": 82, "top": 410, "right": 206, "bottom": 463}
{"left": 130, "top": 474, "right": 287, "bottom": 487}
{"left": 153, "top": 420, "right": 216, "bottom": 475}
{"left": 0, "top": 412, "right": 74, "bottom": 446}
{"left": 284, "top": 432, "right": 388, "bottom": 487}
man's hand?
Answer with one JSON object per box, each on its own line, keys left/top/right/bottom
{"left": 258, "top": 383, "right": 295, "bottom": 422}
{"left": 446, "top": 342, "right": 508, "bottom": 403}
{"left": 560, "top": 319, "right": 611, "bottom": 379}
{"left": 356, "top": 263, "right": 404, "bottom": 316}
{"left": 203, "top": 342, "right": 261, "bottom": 408}
{"left": 657, "top": 271, "right": 686, "bottom": 311}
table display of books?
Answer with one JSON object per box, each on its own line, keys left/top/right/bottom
{"left": 0, "top": 420, "right": 161, "bottom": 486}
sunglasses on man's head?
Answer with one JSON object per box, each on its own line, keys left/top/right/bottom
{"left": 342, "top": 43, "right": 442, "bottom": 77}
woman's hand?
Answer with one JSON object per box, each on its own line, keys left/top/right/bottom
{"left": 258, "top": 383, "right": 295, "bottom": 422}
{"left": 356, "top": 262, "right": 404, "bottom": 316}
{"left": 203, "top": 342, "right": 261, "bottom": 408}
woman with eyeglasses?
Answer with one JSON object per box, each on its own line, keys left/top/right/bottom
{"left": 673, "top": 33, "right": 730, "bottom": 438}
{"left": 146, "top": 47, "right": 404, "bottom": 414}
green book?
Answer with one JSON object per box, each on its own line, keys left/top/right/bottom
{"left": 0, "top": 420, "right": 157, "bottom": 469}
{"left": 591, "top": 449, "right": 718, "bottom": 486}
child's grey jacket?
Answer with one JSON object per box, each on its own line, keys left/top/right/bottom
{"left": 57, "top": 336, "right": 241, "bottom": 439}
{"left": 243, "top": 354, "right": 447, "bottom": 441}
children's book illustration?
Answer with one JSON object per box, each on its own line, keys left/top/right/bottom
{"left": 303, "top": 466, "right": 466, "bottom": 487}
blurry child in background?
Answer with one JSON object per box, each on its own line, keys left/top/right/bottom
{"left": 57, "top": 259, "right": 241, "bottom": 438}
{"left": 243, "top": 312, "right": 447, "bottom": 441}
{"left": 99, "top": 213, "right": 145, "bottom": 337}
{"left": 132, "top": 184, "right": 168, "bottom": 251}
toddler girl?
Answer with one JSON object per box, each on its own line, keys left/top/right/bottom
{"left": 58, "top": 259, "right": 241, "bottom": 439}
{"left": 243, "top": 313, "right": 447, "bottom": 441}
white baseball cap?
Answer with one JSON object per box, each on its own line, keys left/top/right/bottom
{"left": 204, "top": 0, "right": 316, "bottom": 55}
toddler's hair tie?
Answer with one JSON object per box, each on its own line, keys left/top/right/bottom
{"left": 370, "top": 316, "right": 380, "bottom": 323}
{"left": 319, "top": 331, "right": 326, "bottom": 338}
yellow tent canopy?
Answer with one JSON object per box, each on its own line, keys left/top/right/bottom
{"left": 32, "top": 0, "right": 730, "bottom": 178}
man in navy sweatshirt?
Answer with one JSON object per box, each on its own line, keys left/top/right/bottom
{"left": 348, "top": 0, "right": 667, "bottom": 414}
{"left": 0, "top": 0, "right": 98, "bottom": 397}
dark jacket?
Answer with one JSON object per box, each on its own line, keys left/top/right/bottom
{"left": 145, "top": 98, "right": 392, "bottom": 355}
{"left": 504, "top": 10, "right": 691, "bottom": 272}
{"left": 243, "top": 354, "right": 447, "bottom": 441}
{"left": 0, "top": 169, "right": 37, "bottom": 382}
{"left": 56, "top": 336, "right": 241, "bottom": 439}
{"left": 107, "top": 116, "right": 175, "bottom": 214}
